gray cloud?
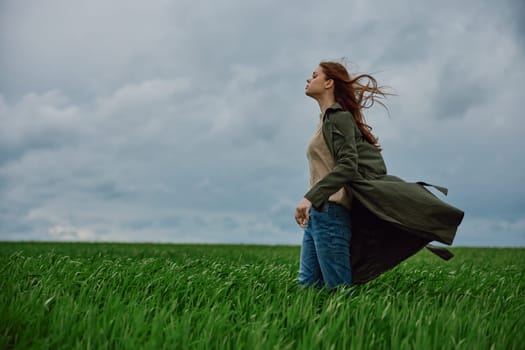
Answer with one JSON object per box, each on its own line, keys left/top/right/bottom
{"left": 1, "top": 0, "right": 524, "bottom": 246}
{"left": 433, "top": 62, "right": 487, "bottom": 119}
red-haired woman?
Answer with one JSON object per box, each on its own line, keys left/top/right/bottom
{"left": 295, "top": 61, "right": 463, "bottom": 290}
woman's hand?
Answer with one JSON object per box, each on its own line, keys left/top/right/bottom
{"left": 295, "top": 198, "right": 312, "bottom": 228}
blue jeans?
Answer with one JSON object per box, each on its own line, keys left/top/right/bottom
{"left": 298, "top": 201, "right": 352, "bottom": 289}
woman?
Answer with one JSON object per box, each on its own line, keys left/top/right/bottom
{"left": 295, "top": 61, "right": 464, "bottom": 289}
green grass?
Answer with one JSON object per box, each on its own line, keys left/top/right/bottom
{"left": 1, "top": 242, "right": 524, "bottom": 349}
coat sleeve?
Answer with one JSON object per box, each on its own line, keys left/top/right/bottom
{"left": 304, "top": 111, "right": 359, "bottom": 209}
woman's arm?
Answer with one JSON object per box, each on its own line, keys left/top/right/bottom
{"left": 303, "top": 111, "right": 359, "bottom": 209}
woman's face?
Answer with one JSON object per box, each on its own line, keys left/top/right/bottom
{"left": 305, "top": 66, "right": 329, "bottom": 97}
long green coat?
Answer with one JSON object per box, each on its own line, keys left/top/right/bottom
{"left": 304, "top": 103, "right": 464, "bottom": 284}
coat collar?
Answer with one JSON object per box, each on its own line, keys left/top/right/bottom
{"left": 326, "top": 102, "right": 343, "bottom": 112}
{"left": 322, "top": 102, "right": 344, "bottom": 121}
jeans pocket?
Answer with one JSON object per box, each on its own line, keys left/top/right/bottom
{"left": 313, "top": 201, "right": 329, "bottom": 214}
{"left": 311, "top": 203, "right": 351, "bottom": 248}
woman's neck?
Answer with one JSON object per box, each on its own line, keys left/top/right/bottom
{"left": 317, "top": 95, "right": 336, "bottom": 116}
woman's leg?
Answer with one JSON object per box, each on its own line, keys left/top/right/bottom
{"left": 298, "top": 216, "right": 324, "bottom": 288}
{"left": 310, "top": 202, "right": 352, "bottom": 289}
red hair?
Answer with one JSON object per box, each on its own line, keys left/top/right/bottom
{"left": 319, "top": 61, "right": 391, "bottom": 150}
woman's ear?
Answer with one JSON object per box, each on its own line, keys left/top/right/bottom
{"left": 324, "top": 79, "right": 334, "bottom": 89}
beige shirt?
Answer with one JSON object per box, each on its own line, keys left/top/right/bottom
{"left": 307, "top": 120, "right": 352, "bottom": 210}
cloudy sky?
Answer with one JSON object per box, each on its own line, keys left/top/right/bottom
{"left": 1, "top": 0, "right": 524, "bottom": 246}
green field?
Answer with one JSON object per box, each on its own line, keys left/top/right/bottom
{"left": 1, "top": 242, "right": 524, "bottom": 349}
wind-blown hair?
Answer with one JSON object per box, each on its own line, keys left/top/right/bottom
{"left": 319, "top": 61, "right": 391, "bottom": 150}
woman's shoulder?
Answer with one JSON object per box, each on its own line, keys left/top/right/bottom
{"left": 325, "top": 108, "right": 357, "bottom": 134}
{"left": 330, "top": 110, "right": 354, "bottom": 123}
